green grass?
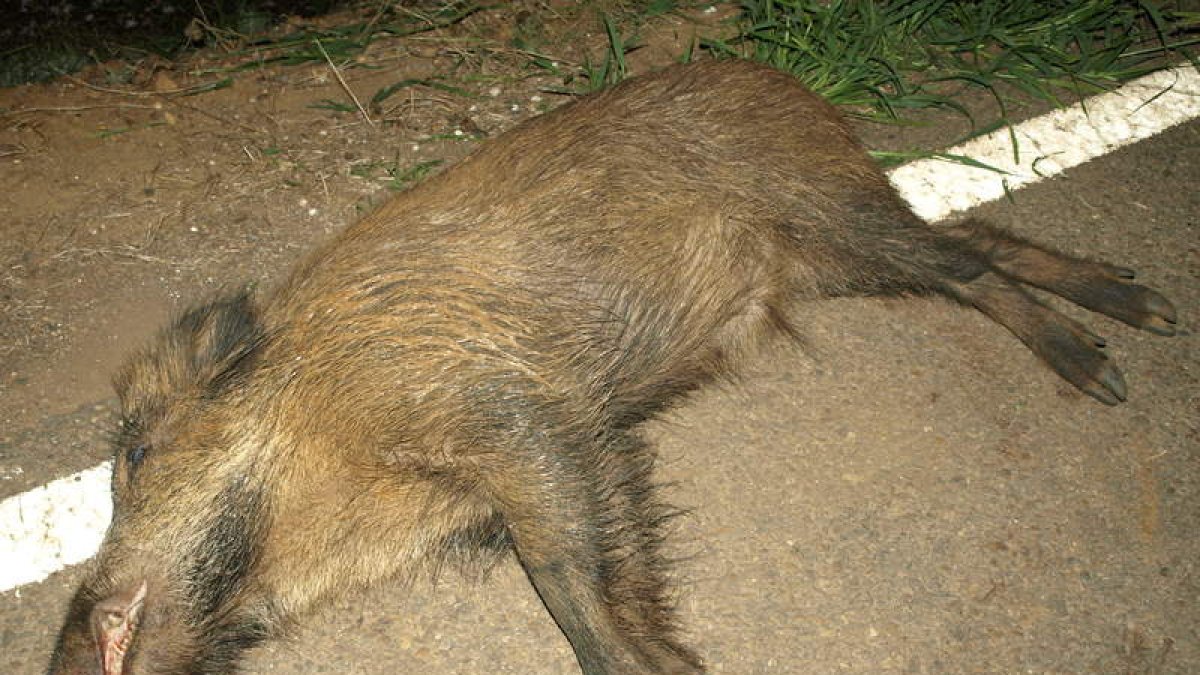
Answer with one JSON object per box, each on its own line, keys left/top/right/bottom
{"left": 705, "top": 0, "right": 1200, "bottom": 122}
{"left": 532, "top": 12, "right": 642, "bottom": 95}
{"left": 566, "top": 13, "right": 637, "bottom": 93}
{"left": 526, "top": 2, "right": 696, "bottom": 95}
{"left": 868, "top": 148, "right": 1010, "bottom": 171}
{"left": 371, "top": 77, "right": 476, "bottom": 109}
{"left": 351, "top": 158, "right": 445, "bottom": 191}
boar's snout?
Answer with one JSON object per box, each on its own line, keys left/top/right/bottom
{"left": 89, "top": 580, "right": 147, "bottom": 675}
{"left": 50, "top": 580, "right": 149, "bottom": 675}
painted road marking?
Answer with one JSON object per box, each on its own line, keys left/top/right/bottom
{"left": 891, "top": 67, "right": 1200, "bottom": 221}
{"left": 1, "top": 463, "right": 112, "bottom": 592}
{"left": 1, "top": 66, "right": 1197, "bottom": 595}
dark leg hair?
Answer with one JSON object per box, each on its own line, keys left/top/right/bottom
{"left": 816, "top": 215, "right": 1176, "bottom": 404}
{"left": 486, "top": 431, "right": 702, "bottom": 674}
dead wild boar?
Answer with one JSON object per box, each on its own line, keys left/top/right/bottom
{"left": 48, "top": 59, "right": 1176, "bottom": 675}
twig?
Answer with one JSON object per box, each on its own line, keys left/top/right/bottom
{"left": 169, "top": 99, "right": 265, "bottom": 135}
{"left": 58, "top": 70, "right": 231, "bottom": 99}
{"left": 2, "top": 104, "right": 162, "bottom": 116}
{"left": 58, "top": 72, "right": 147, "bottom": 96}
{"left": 49, "top": 246, "right": 195, "bottom": 268}
{"left": 403, "top": 35, "right": 580, "bottom": 69}
{"left": 314, "top": 38, "right": 374, "bottom": 128}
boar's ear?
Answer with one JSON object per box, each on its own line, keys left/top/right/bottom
{"left": 115, "top": 288, "right": 266, "bottom": 414}
{"left": 173, "top": 288, "right": 264, "bottom": 394}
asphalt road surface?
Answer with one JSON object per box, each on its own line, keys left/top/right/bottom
{"left": 2, "top": 110, "right": 1196, "bottom": 675}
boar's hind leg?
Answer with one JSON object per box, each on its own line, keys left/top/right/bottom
{"left": 491, "top": 433, "right": 702, "bottom": 674}
{"left": 942, "top": 219, "right": 1177, "bottom": 336}
{"left": 887, "top": 218, "right": 1176, "bottom": 405}
{"left": 943, "top": 270, "right": 1133, "bottom": 404}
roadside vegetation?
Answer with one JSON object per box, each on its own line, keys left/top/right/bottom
{"left": 2, "top": 1, "right": 1196, "bottom": 167}
{"left": 5, "top": 2, "right": 1195, "bottom": 113}
{"left": 709, "top": 0, "right": 1198, "bottom": 123}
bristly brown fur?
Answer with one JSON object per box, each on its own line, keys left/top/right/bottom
{"left": 49, "top": 59, "right": 1174, "bottom": 675}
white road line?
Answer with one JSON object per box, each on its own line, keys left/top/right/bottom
{"left": 1, "top": 66, "right": 1197, "bottom": 595}
{"left": 890, "top": 67, "right": 1200, "bottom": 221}
{"left": 1, "top": 463, "right": 112, "bottom": 592}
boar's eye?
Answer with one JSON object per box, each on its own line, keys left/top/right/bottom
{"left": 126, "top": 444, "right": 148, "bottom": 471}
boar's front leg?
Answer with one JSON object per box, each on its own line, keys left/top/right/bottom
{"left": 487, "top": 431, "right": 702, "bottom": 674}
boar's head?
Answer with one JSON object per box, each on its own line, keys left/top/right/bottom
{"left": 49, "top": 291, "right": 277, "bottom": 675}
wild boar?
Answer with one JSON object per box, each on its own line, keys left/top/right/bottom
{"left": 48, "top": 59, "right": 1176, "bottom": 675}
